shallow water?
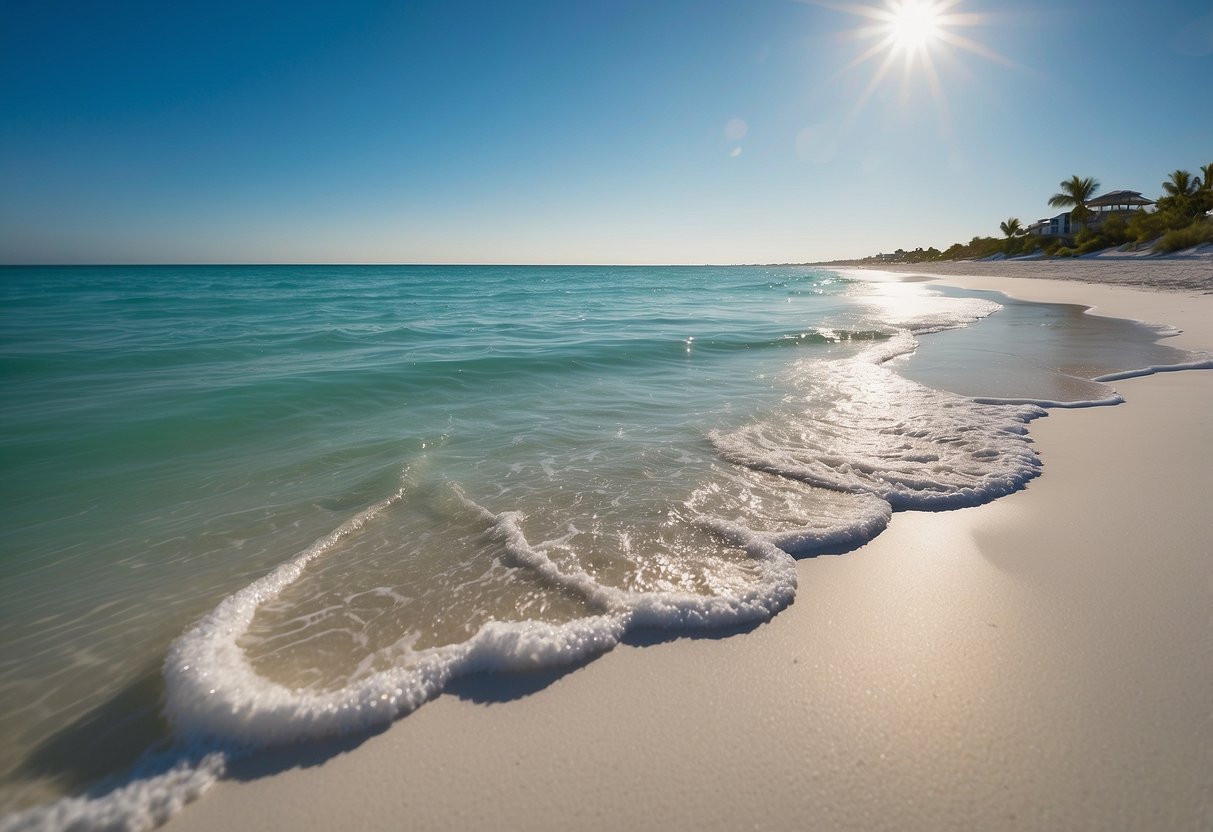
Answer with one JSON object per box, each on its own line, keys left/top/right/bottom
{"left": 0, "top": 265, "right": 1206, "bottom": 825}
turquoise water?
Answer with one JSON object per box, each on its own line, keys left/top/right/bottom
{"left": 0, "top": 265, "right": 1206, "bottom": 824}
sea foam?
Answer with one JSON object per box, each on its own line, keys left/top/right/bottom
{"left": 710, "top": 333, "right": 1047, "bottom": 509}
{"left": 159, "top": 333, "right": 1049, "bottom": 754}
{"left": 3, "top": 324, "right": 1040, "bottom": 832}
{"left": 0, "top": 752, "right": 224, "bottom": 832}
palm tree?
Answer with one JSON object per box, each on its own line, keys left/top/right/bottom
{"left": 1162, "top": 169, "right": 1197, "bottom": 198}
{"left": 1000, "top": 217, "right": 1022, "bottom": 238}
{"left": 1048, "top": 175, "right": 1100, "bottom": 232}
{"left": 1200, "top": 163, "right": 1213, "bottom": 190}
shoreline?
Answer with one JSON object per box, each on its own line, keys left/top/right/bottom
{"left": 161, "top": 267, "right": 1213, "bottom": 831}
{"left": 847, "top": 257, "right": 1213, "bottom": 295}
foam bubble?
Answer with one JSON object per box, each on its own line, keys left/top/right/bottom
{"left": 0, "top": 751, "right": 225, "bottom": 832}
{"left": 710, "top": 332, "right": 1047, "bottom": 509}
{"left": 686, "top": 470, "right": 892, "bottom": 557}
{"left": 156, "top": 465, "right": 906, "bottom": 754}
{"left": 159, "top": 480, "right": 829, "bottom": 754}
{"left": 1093, "top": 355, "right": 1213, "bottom": 382}
{"left": 973, "top": 395, "right": 1125, "bottom": 409}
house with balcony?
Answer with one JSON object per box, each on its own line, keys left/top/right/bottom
{"left": 1086, "top": 189, "right": 1155, "bottom": 217}
{"left": 1025, "top": 189, "right": 1154, "bottom": 238}
{"left": 1025, "top": 212, "right": 1072, "bottom": 237}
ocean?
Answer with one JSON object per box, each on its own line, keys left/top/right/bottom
{"left": 1, "top": 264, "right": 1207, "bottom": 829}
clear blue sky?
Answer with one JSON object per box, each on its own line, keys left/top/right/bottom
{"left": 2, "top": 0, "right": 1210, "bottom": 264}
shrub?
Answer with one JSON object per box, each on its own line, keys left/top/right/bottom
{"left": 902, "top": 246, "right": 943, "bottom": 263}
{"left": 1100, "top": 214, "right": 1130, "bottom": 245}
{"left": 1075, "top": 227, "right": 1098, "bottom": 246}
{"left": 1128, "top": 205, "right": 1205, "bottom": 245}
{"left": 1067, "top": 223, "right": 1125, "bottom": 255}
{"left": 968, "top": 236, "right": 1005, "bottom": 259}
{"left": 1075, "top": 236, "right": 1108, "bottom": 255}
{"left": 1002, "top": 234, "right": 1039, "bottom": 257}
{"left": 1154, "top": 219, "right": 1213, "bottom": 253}
{"left": 1155, "top": 190, "right": 1213, "bottom": 222}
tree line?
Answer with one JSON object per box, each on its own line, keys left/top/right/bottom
{"left": 868, "top": 163, "right": 1213, "bottom": 263}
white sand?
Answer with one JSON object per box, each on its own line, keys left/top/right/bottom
{"left": 166, "top": 269, "right": 1213, "bottom": 832}
{"left": 866, "top": 256, "right": 1212, "bottom": 294}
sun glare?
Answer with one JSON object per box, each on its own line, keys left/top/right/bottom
{"left": 816, "top": 0, "right": 1014, "bottom": 132}
{"left": 889, "top": 1, "right": 941, "bottom": 49}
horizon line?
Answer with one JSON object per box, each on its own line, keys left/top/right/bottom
{"left": 0, "top": 261, "right": 853, "bottom": 269}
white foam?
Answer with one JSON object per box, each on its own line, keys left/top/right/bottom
{"left": 972, "top": 395, "right": 1125, "bottom": 409}
{"left": 710, "top": 332, "right": 1047, "bottom": 510}
{"left": 156, "top": 464, "right": 903, "bottom": 757}
{"left": 0, "top": 751, "right": 225, "bottom": 832}
{"left": 480, "top": 503, "right": 800, "bottom": 630}
{"left": 155, "top": 330, "right": 1049, "bottom": 759}
{"left": 685, "top": 473, "right": 893, "bottom": 559}
{"left": 1093, "top": 355, "right": 1213, "bottom": 382}
{"left": 155, "top": 484, "right": 798, "bottom": 755}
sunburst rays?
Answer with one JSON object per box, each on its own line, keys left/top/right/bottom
{"left": 808, "top": 0, "right": 1018, "bottom": 136}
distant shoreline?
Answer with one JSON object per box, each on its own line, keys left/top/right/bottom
{"left": 831, "top": 257, "right": 1213, "bottom": 295}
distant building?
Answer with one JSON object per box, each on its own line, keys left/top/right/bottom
{"left": 1086, "top": 189, "right": 1155, "bottom": 215}
{"left": 1025, "top": 212, "right": 1071, "bottom": 237}
{"left": 1025, "top": 189, "right": 1154, "bottom": 238}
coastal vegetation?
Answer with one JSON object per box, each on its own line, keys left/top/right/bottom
{"left": 851, "top": 163, "right": 1213, "bottom": 264}
{"left": 1048, "top": 175, "right": 1099, "bottom": 230}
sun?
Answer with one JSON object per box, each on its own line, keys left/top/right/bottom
{"left": 814, "top": 0, "right": 1013, "bottom": 129}
{"left": 837, "top": 0, "right": 986, "bottom": 76}
{"left": 888, "top": 1, "right": 942, "bottom": 50}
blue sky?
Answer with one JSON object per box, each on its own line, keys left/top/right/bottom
{"left": 1, "top": 0, "right": 1210, "bottom": 264}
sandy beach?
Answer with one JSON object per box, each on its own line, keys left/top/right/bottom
{"left": 159, "top": 263, "right": 1213, "bottom": 832}
{"left": 864, "top": 255, "right": 1213, "bottom": 294}
{"left": 7, "top": 1, "right": 1212, "bottom": 829}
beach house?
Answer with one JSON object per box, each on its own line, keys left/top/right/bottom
{"left": 1086, "top": 189, "right": 1155, "bottom": 217}
{"left": 1025, "top": 212, "right": 1071, "bottom": 237}
{"left": 1026, "top": 189, "right": 1154, "bottom": 238}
